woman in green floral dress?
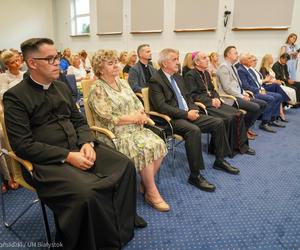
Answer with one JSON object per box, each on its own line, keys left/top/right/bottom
{"left": 88, "top": 50, "right": 169, "bottom": 212}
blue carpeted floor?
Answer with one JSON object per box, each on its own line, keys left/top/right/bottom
{"left": 1, "top": 108, "right": 300, "bottom": 249}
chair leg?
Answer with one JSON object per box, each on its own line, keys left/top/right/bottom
{"left": 0, "top": 181, "right": 53, "bottom": 248}
{"left": 40, "top": 201, "right": 52, "bottom": 249}
{"left": 1, "top": 183, "right": 39, "bottom": 228}
{"left": 156, "top": 168, "right": 160, "bottom": 184}
{"left": 206, "top": 134, "right": 210, "bottom": 154}
{"left": 0, "top": 175, "right": 6, "bottom": 226}
{"left": 171, "top": 137, "right": 176, "bottom": 176}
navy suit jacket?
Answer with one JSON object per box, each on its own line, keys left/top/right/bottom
{"left": 237, "top": 65, "right": 260, "bottom": 95}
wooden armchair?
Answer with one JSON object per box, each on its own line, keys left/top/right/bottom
{"left": 141, "top": 87, "right": 210, "bottom": 174}
{"left": 211, "top": 76, "right": 247, "bottom": 114}
{"left": 0, "top": 107, "right": 52, "bottom": 245}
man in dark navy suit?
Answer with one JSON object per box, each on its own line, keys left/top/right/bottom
{"left": 237, "top": 53, "right": 284, "bottom": 133}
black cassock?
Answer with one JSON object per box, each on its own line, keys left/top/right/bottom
{"left": 185, "top": 69, "right": 249, "bottom": 156}
{"left": 3, "top": 77, "right": 136, "bottom": 250}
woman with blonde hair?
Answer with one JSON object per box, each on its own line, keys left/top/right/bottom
{"left": 0, "top": 50, "right": 23, "bottom": 191}
{"left": 67, "top": 54, "right": 87, "bottom": 81}
{"left": 260, "top": 54, "right": 297, "bottom": 106}
{"left": 182, "top": 52, "right": 194, "bottom": 77}
{"left": 208, "top": 52, "right": 220, "bottom": 77}
{"left": 0, "top": 50, "right": 24, "bottom": 99}
{"left": 60, "top": 48, "right": 71, "bottom": 72}
{"left": 118, "top": 50, "right": 128, "bottom": 78}
{"left": 89, "top": 49, "right": 169, "bottom": 212}
{"left": 123, "top": 50, "right": 138, "bottom": 80}
{"left": 280, "top": 33, "right": 299, "bottom": 80}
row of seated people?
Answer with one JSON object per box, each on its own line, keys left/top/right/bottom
{"left": 0, "top": 50, "right": 26, "bottom": 192}
{"left": 0, "top": 39, "right": 299, "bottom": 249}
{"left": 128, "top": 44, "right": 300, "bottom": 133}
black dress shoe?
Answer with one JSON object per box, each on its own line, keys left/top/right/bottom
{"left": 134, "top": 214, "right": 147, "bottom": 228}
{"left": 245, "top": 147, "right": 256, "bottom": 155}
{"left": 188, "top": 175, "right": 216, "bottom": 192}
{"left": 270, "top": 121, "right": 285, "bottom": 128}
{"left": 259, "top": 123, "right": 276, "bottom": 133}
{"left": 213, "top": 160, "right": 240, "bottom": 175}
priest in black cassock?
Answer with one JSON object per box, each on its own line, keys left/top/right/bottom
{"left": 3, "top": 38, "right": 143, "bottom": 250}
{"left": 185, "top": 51, "right": 256, "bottom": 157}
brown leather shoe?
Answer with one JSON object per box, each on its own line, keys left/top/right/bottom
{"left": 1, "top": 183, "right": 8, "bottom": 193}
{"left": 247, "top": 132, "right": 255, "bottom": 140}
{"left": 8, "top": 177, "right": 19, "bottom": 190}
{"left": 144, "top": 194, "right": 170, "bottom": 212}
{"left": 248, "top": 129, "right": 258, "bottom": 136}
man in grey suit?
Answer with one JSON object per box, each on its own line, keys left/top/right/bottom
{"left": 216, "top": 46, "right": 266, "bottom": 137}
{"left": 128, "top": 44, "right": 157, "bottom": 93}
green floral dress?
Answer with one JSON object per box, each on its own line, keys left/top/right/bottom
{"left": 88, "top": 78, "right": 167, "bottom": 171}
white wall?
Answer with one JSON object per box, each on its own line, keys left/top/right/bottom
{"left": 53, "top": 0, "right": 300, "bottom": 63}
{"left": 1, "top": 0, "right": 299, "bottom": 67}
{"left": 0, "top": 0, "right": 54, "bottom": 49}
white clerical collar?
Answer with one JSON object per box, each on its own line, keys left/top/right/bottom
{"left": 30, "top": 76, "right": 52, "bottom": 90}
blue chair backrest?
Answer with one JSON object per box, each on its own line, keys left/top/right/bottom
{"left": 65, "top": 74, "right": 79, "bottom": 102}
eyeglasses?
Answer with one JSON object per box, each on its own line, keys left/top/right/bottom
{"left": 32, "top": 55, "right": 60, "bottom": 65}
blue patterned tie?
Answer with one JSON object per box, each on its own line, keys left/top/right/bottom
{"left": 248, "top": 68, "right": 261, "bottom": 88}
{"left": 170, "top": 76, "right": 188, "bottom": 111}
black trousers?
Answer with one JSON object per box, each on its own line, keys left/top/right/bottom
{"left": 286, "top": 81, "right": 300, "bottom": 102}
{"left": 234, "top": 97, "right": 266, "bottom": 128}
{"left": 32, "top": 143, "right": 136, "bottom": 250}
{"left": 171, "top": 115, "right": 231, "bottom": 178}
{"left": 205, "top": 103, "right": 249, "bottom": 156}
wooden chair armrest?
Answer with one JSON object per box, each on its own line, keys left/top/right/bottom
{"left": 90, "top": 126, "right": 116, "bottom": 139}
{"left": 219, "top": 94, "right": 237, "bottom": 101}
{"left": 135, "top": 93, "right": 143, "bottom": 99}
{"left": 3, "top": 150, "right": 33, "bottom": 172}
{"left": 245, "top": 90, "right": 254, "bottom": 97}
{"left": 149, "top": 111, "right": 171, "bottom": 123}
{"left": 239, "top": 109, "right": 247, "bottom": 115}
{"left": 194, "top": 102, "right": 208, "bottom": 115}
{"left": 194, "top": 102, "right": 207, "bottom": 110}
{"left": 147, "top": 118, "right": 155, "bottom": 126}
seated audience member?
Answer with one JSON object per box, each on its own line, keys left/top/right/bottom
{"left": 272, "top": 53, "right": 300, "bottom": 103}
{"left": 280, "top": 33, "right": 299, "bottom": 81}
{"left": 59, "top": 48, "right": 71, "bottom": 72}
{"left": 4, "top": 38, "right": 146, "bottom": 249}
{"left": 79, "top": 49, "right": 92, "bottom": 73}
{"left": 182, "top": 52, "right": 194, "bottom": 77}
{"left": 0, "top": 50, "right": 24, "bottom": 99}
{"left": 238, "top": 53, "right": 284, "bottom": 132}
{"left": 123, "top": 50, "right": 138, "bottom": 80}
{"left": 216, "top": 46, "right": 266, "bottom": 137}
{"left": 118, "top": 50, "right": 128, "bottom": 77}
{"left": 149, "top": 48, "right": 240, "bottom": 193}
{"left": 208, "top": 51, "right": 220, "bottom": 78}
{"left": 67, "top": 54, "right": 87, "bottom": 81}
{"left": 89, "top": 49, "right": 169, "bottom": 212}
{"left": 128, "top": 44, "right": 157, "bottom": 93}
{"left": 0, "top": 50, "right": 6, "bottom": 73}
{"left": 185, "top": 51, "right": 255, "bottom": 155}
{"left": 0, "top": 50, "right": 25, "bottom": 191}
{"left": 260, "top": 54, "right": 297, "bottom": 106}
{"left": 250, "top": 55, "right": 290, "bottom": 122}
